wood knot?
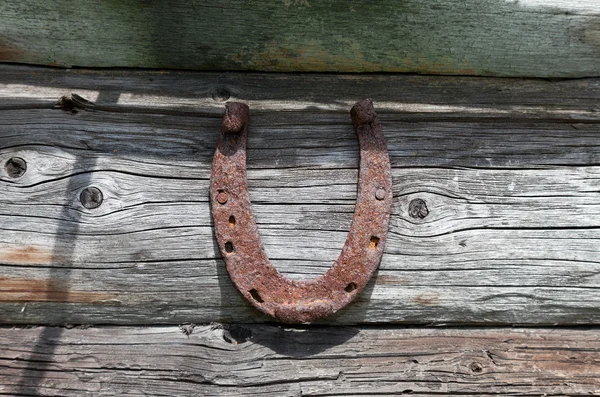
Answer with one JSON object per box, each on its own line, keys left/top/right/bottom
{"left": 469, "top": 361, "right": 483, "bottom": 373}
{"left": 409, "top": 198, "right": 429, "bottom": 219}
{"left": 5, "top": 157, "right": 27, "bottom": 178}
{"left": 80, "top": 187, "right": 103, "bottom": 209}
{"left": 55, "top": 93, "right": 94, "bottom": 113}
{"left": 212, "top": 87, "right": 231, "bottom": 102}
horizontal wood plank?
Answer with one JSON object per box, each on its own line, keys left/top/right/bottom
{"left": 1, "top": 325, "right": 599, "bottom": 396}
{"left": 0, "top": 1, "right": 599, "bottom": 77}
{"left": 0, "top": 66, "right": 599, "bottom": 325}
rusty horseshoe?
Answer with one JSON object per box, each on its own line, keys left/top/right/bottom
{"left": 210, "top": 99, "right": 392, "bottom": 323}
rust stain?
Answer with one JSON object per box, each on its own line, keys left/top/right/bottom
{"left": 412, "top": 292, "right": 440, "bottom": 306}
{"left": 0, "top": 277, "right": 116, "bottom": 303}
{"left": 376, "top": 275, "right": 411, "bottom": 285}
{"left": 0, "top": 39, "right": 25, "bottom": 60}
{"left": 0, "top": 246, "right": 55, "bottom": 265}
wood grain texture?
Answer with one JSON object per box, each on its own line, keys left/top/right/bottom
{"left": 0, "top": 1, "right": 599, "bottom": 77}
{"left": 1, "top": 325, "right": 599, "bottom": 396}
{"left": 0, "top": 66, "right": 599, "bottom": 325}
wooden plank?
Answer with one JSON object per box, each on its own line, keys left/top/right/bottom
{"left": 1, "top": 325, "right": 599, "bottom": 396}
{"left": 0, "top": 64, "right": 598, "bottom": 118}
{"left": 0, "top": 1, "right": 599, "bottom": 77}
{"left": 0, "top": 66, "right": 599, "bottom": 325}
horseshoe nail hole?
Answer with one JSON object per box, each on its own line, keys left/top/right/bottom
{"left": 230, "top": 137, "right": 238, "bottom": 145}
{"left": 369, "top": 236, "right": 380, "bottom": 250}
{"left": 229, "top": 215, "right": 236, "bottom": 228}
{"left": 249, "top": 289, "right": 264, "bottom": 303}
{"left": 345, "top": 282, "right": 357, "bottom": 293}
{"left": 225, "top": 241, "right": 234, "bottom": 253}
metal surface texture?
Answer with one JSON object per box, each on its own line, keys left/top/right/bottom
{"left": 210, "top": 99, "right": 392, "bottom": 323}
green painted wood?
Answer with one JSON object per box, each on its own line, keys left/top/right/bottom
{"left": 0, "top": 0, "right": 598, "bottom": 77}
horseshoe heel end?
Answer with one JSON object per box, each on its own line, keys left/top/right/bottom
{"left": 211, "top": 99, "right": 392, "bottom": 323}
{"left": 222, "top": 102, "right": 249, "bottom": 134}
{"left": 350, "top": 98, "right": 378, "bottom": 129}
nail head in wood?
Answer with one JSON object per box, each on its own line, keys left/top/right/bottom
{"left": 80, "top": 187, "right": 104, "bottom": 209}
{"left": 409, "top": 198, "right": 429, "bottom": 219}
{"left": 5, "top": 157, "right": 27, "bottom": 178}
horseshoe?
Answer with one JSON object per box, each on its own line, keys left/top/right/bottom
{"left": 210, "top": 99, "right": 392, "bottom": 323}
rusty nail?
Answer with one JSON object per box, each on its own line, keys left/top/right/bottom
{"left": 80, "top": 187, "right": 103, "bottom": 209}
{"left": 5, "top": 157, "right": 27, "bottom": 178}
{"left": 210, "top": 100, "right": 392, "bottom": 324}
{"left": 216, "top": 191, "right": 228, "bottom": 205}
{"left": 409, "top": 198, "right": 429, "bottom": 219}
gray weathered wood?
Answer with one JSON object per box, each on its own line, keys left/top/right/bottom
{"left": 0, "top": 1, "right": 599, "bottom": 77}
{"left": 0, "top": 66, "right": 599, "bottom": 325}
{"left": 1, "top": 325, "right": 599, "bottom": 396}
{"left": 1, "top": 64, "right": 598, "bottom": 118}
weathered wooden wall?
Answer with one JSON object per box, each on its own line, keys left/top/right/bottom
{"left": 1, "top": 65, "right": 599, "bottom": 395}
{"left": 0, "top": 0, "right": 599, "bottom": 77}
{"left": 2, "top": 325, "right": 599, "bottom": 396}
{"left": 1, "top": 65, "right": 599, "bottom": 326}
